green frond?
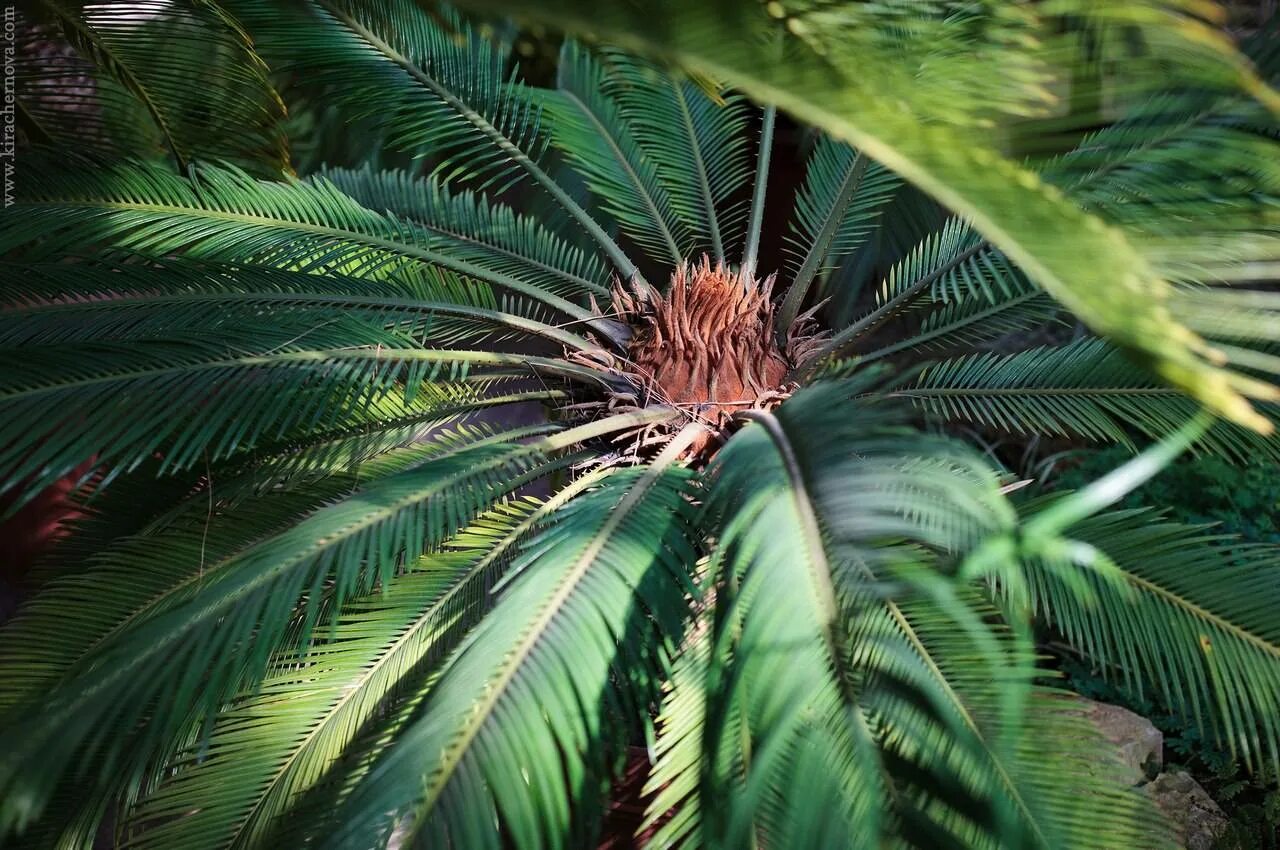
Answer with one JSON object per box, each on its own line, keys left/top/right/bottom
{"left": 540, "top": 40, "right": 687, "bottom": 265}
{"left": 1045, "top": 91, "right": 1280, "bottom": 282}
{"left": 0, "top": 307, "right": 610, "bottom": 510}
{"left": 641, "top": 623, "right": 717, "bottom": 850}
{"left": 853, "top": 584, "right": 1172, "bottom": 850}
{"left": 0, "top": 435, "right": 473, "bottom": 714}
{"left": 815, "top": 219, "right": 1030, "bottom": 362}
{"left": 320, "top": 462, "right": 698, "bottom": 850}
{"left": 223, "top": 0, "right": 641, "bottom": 282}
{"left": 599, "top": 50, "right": 752, "bottom": 265}
{"left": 1020, "top": 505, "right": 1280, "bottom": 776}
{"left": 1, "top": 160, "right": 620, "bottom": 340}
{"left": 18, "top": 0, "right": 288, "bottom": 173}
{"left": 697, "top": 381, "right": 1017, "bottom": 847}
{"left": 119, "top": 499, "right": 552, "bottom": 850}
{"left": 895, "top": 339, "right": 1280, "bottom": 461}
{"left": 214, "top": 397, "right": 566, "bottom": 499}
{"left": 317, "top": 167, "right": 613, "bottom": 302}
{"left": 0, "top": 433, "right": 593, "bottom": 834}
{"left": 0, "top": 260, "right": 593, "bottom": 352}
{"left": 877, "top": 221, "right": 1021, "bottom": 308}
{"left": 777, "top": 137, "right": 899, "bottom": 335}
{"left": 858, "top": 290, "right": 1057, "bottom": 364}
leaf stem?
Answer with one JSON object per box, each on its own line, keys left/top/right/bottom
{"left": 741, "top": 106, "right": 775, "bottom": 280}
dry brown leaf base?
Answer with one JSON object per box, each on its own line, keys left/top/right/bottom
{"left": 582, "top": 258, "right": 824, "bottom": 462}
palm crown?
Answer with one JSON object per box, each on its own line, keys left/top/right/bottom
{"left": 3, "top": 2, "right": 1280, "bottom": 849}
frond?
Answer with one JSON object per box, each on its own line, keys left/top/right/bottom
{"left": 0, "top": 432, "right": 599, "bottom": 834}
{"left": 814, "top": 220, "right": 1028, "bottom": 362}
{"left": 540, "top": 40, "right": 687, "bottom": 265}
{"left": 224, "top": 0, "right": 641, "bottom": 281}
{"left": 599, "top": 50, "right": 752, "bottom": 265}
{"left": 895, "top": 339, "right": 1280, "bottom": 462}
{"left": 1019, "top": 505, "right": 1280, "bottom": 776}
{"left": 641, "top": 622, "right": 717, "bottom": 849}
{"left": 1045, "top": 91, "right": 1280, "bottom": 282}
{"left": 858, "top": 291, "right": 1056, "bottom": 365}
{"left": 0, "top": 442, "right": 448, "bottom": 714}
{"left": 777, "top": 136, "right": 899, "bottom": 334}
{"left": 1, "top": 159, "right": 618, "bottom": 338}
{"left": 0, "top": 259, "right": 592, "bottom": 351}
{"left": 852, "top": 583, "right": 1172, "bottom": 850}
{"left": 697, "top": 381, "right": 1017, "bottom": 847}
{"left": 319, "top": 462, "right": 698, "bottom": 850}
{"left": 119, "top": 500, "right": 548, "bottom": 850}
{"left": 0, "top": 305, "right": 608, "bottom": 509}
{"left": 317, "top": 167, "right": 613, "bottom": 302}
{"left": 17, "top": 0, "right": 288, "bottom": 173}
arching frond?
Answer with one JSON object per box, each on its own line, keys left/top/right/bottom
{"left": 896, "top": 340, "right": 1280, "bottom": 461}
{"left": 1, "top": 160, "right": 618, "bottom": 339}
{"left": 1020, "top": 505, "right": 1280, "bottom": 776}
{"left": 119, "top": 499, "right": 552, "bottom": 850}
{"left": 0, "top": 441, "right": 446, "bottom": 714}
{"left": 18, "top": 0, "right": 288, "bottom": 173}
{"left": 698, "top": 382, "right": 1018, "bottom": 847}
{"left": 599, "top": 50, "right": 752, "bottom": 265}
{"left": 860, "top": 292, "right": 1056, "bottom": 365}
{"left": 853, "top": 584, "right": 1175, "bottom": 850}
{"left": 317, "top": 167, "right": 613, "bottom": 302}
{"left": 1044, "top": 91, "right": 1280, "bottom": 283}
{"left": 223, "top": 0, "right": 641, "bottom": 282}
{"left": 777, "top": 137, "right": 899, "bottom": 335}
{"left": 816, "top": 220, "right": 1027, "bottom": 362}
{"left": 541, "top": 40, "right": 687, "bottom": 265}
{"left": 0, "top": 259, "right": 592, "bottom": 351}
{"left": 641, "top": 621, "right": 716, "bottom": 850}
{"left": 0, "top": 312, "right": 610, "bottom": 510}
{"left": 320, "top": 461, "right": 698, "bottom": 850}
{"left": 0, "top": 422, "right": 641, "bottom": 834}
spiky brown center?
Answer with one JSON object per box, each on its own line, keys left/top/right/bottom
{"left": 622, "top": 260, "right": 789, "bottom": 415}
{"left": 582, "top": 259, "right": 824, "bottom": 460}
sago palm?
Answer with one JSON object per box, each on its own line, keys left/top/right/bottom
{"left": 3, "top": 1, "right": 1280, "bottom": 848}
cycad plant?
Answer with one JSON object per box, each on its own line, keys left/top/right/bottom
{"left": 3, "top": 1, "right": 1280, "bottom": 848}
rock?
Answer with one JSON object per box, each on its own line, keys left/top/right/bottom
{"left": 1073, "top": 697, "right": 1164, "bottom": 784}
{"left": 1143, "top": 771, "right": 1231, "bottom": 850}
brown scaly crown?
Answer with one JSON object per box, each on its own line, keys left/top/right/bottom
{"left": 591, "top": 258, "right": 825, "bottom": 460}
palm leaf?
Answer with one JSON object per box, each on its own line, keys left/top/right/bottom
{"left": 599, "top": 49, "right": 752, "bottom": 265}
{"left": 1021, "top": 505, "right": 1280, "bottom": 776}
{"left": 320, "top": 458, "right": 698, "bottom": 850}
{"left": 119, "top": 498, "right": 555, "bottom": 850}
{"left": 540, "top": 40, "right": 687, "bottom": 265}
{"left": 0, "top": 413, "right": 676, "bottom": 834}
{"left": 317, "top": 166, "right": 613, "bottom": 302}
{"left": 815, "top": 220, "right": 1026, "bottom": 362}
{"left": 19, "top": 0, "right": 288, "bottom": 173}
{"left": 0, "top": 304, "right": 615, "bottom": 511}
{"left": 1, "top": 160, "right": 621, "bottom": 341}
{"left": 698, "top": 381, "right": 1018, "bottom": 847}
{"left": 895, "top": 339, "right": 1280, "bottom": 461}
{"left": 740, "top": 105, "right": 776, "bottom": 278}
{"left": 223, "top": 0, "right": 642, "bottom": 283}
{"left": 0, "top": 259, "right": 593, "bottom": 351}
{"left": 776, "top": 136, "right": 899, "bottom": 336}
